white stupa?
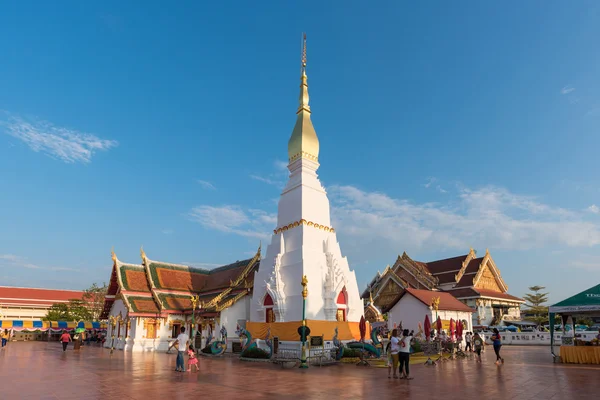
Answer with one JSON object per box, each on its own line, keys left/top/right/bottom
{"left": 250, "top": 36, "right": 363, "bottom": 324}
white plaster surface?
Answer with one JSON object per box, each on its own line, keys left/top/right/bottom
{"left": 251, "top": 157, "right": 363, "bottom": 323}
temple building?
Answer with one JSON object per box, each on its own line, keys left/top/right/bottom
{"left": 0, "top": 286, "right": 83, "bottom": 321}
{"left": 100, "top": 246, "right": 260, "bottom": 352}
{"left": 363, "top": 249, "right": 524, "bottom": 327}
{"left": 102, "top": 36, "right": 366, "bottom": 349}
{"left": 248, "top": 35, "right": 364, "bottom": 340}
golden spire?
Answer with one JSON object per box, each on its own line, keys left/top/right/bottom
{"left": 288, "top": 33, "right": 320, "bottom": 163}
{"left": 111, "top": 247, "right": 117, "bottom": 264}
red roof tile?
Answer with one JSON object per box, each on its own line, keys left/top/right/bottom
{"left": 405, "top": 288, "right": 474, "bottom": 312}
{"left": 425, "top": 255, "right": 468, "bottom": 275}
{"left": 383, "top": 288, "right": 473, "bottom": 313}
{"left": 0, "top": 286, "right": 83, "bottom": 306}
{"left": 447, "top": 287, "right": 524, "bottom": 302}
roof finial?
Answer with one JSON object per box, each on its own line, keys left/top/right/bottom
{"left": 301, "top": 32, "right": 307, "bottom": 74}
{"left": 111, "top": 247, "right": 117, "bottom": 264}
{"left": 140, "top": 246, "right": 147, "bottom": 263}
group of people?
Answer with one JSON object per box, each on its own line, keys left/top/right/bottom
{"left": 170, "top": 327, "right": 199, "bottom": 372}
{"left": 464, "top": 328, "right": 504, "bottom": 364}
{"left": 386, "top": 329, "right": 413, "bottom": 380}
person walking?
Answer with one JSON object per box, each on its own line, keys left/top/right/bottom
{"left": 389, "top": 329, "right": 400, "bottom": 379}
{"left": 1, "top": 329, "right": 9, "bottom": 349}
{"left": 473, "top": 332, "right": 484, "bottom": 363}
{"left": 174, "top": 327, "right": 189, "bottom": 372}
{"left": 398, "top": 329, "right": 413, "bottom": 380}
{"left": 60, "top": 330, "right": 72, "bottom": 352}
{"left": 491, "top": 328, "right": 504, "bottom": 364}
{"left": 465, "top": 332, "right": 473, "bottom": 352}
{"left": 385, "top": 341, "right": 393, "bottom": 378}
{"left": 187, "top": 344, "right": 199, "bottom": 372}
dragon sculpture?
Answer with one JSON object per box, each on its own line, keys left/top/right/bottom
{"left": 209, "top": 326, "right": 227, "bottom": 355}
{"left": 332, "top": 327, "right": 345, "bottom": 361}
{"left": 235, "top": 324, "right": 257, "bottom": 356}
{"left": 264, "top": 328, "right": 273, "bottom": 359}
{"left": 333, "top": 326, "right": 382, "bottom": 359}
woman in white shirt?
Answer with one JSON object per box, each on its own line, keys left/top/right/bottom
{"left": 398, "top": 329, "right": 413, "bottom": 380}
{"left": 389, "top": 329, "right": 400, "bottom": 379}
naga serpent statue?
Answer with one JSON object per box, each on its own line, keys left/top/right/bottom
{"left": 209, "top": 326, "right": 227, "bottom": 355}
{"left": 332, "top": 327, "right": 345, "bottom": 361}
{"left": 235, "top": 324, "right": 257, "bottom": 356}
{"left": 264, "top": 328, "right": 273, "bottom": 359}
{"left": 334, "top": 326, "right": 382, "bottom": 359}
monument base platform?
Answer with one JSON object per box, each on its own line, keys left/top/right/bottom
{"left": 247, "top": 320, "right": 371, "bottom": 341}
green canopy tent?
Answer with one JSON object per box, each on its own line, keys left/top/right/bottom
{"left": 549, "top": 284, "right": 600, "bottom": 360}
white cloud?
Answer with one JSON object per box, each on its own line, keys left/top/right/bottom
{"left": 587, "top": 205, "right": 599, "bottom": 214}
{"left": 561, "top": 85, "right": 575, "bottom": 95}
{"left": 0, "top": 111, "right": 117, "bottom": 163}
{"left": 161, "top": 229, "right": 174, "bottom": 235}
{"left": 197, "top": 180, "right": 216, "bottom": 190}
{"left": 188, "top": 205, "right": 272, "bottom": 240}
{"left": 274, "top": 160, "right": 288, "bottom": 171}
{"left": 188, "top": 177, "right": 600, "bottom": 254}
{"left": 181, "top": 262, "right": 224, "bottom": 269}
{"left": 250, "top": 174, "right": 284, "bottom": 188}
{"left": 328, "top": 185, "right": 600, "bottom": 251}
{"left": 423, "top": 177, "right": 436, "bottom": 188}
{"left": 0, "top": 254, "right": 78, "bottom": 271}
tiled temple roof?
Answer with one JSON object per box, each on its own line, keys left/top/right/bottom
{"left": 101, "top": 245, "right": 261, "bottom": 318}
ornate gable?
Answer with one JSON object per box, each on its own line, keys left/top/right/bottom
{"left": 472, "top": 250, "right": 508, "bottom": 292}
{"left": 374, "top": 278, "right": 404, "bottom": 310}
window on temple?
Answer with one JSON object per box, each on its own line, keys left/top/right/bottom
{"left": 264, "top": 294, "right": 275, "bottom": 323}
{"left": 336, "top": 287, "right": 348, "bottom": 322}
{"left": 171, "top": 323, "right": 181, "bottom": 338}
{"left": 146, "top": 319, "right": 157, "bottom": 339}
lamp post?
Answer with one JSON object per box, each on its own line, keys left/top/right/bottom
{"left": 299, "top": 275, "right": 309, "bottom": 369}
{"left": 109, "top": 315, "right": 117, "bottom": 354}
{"left": 190, "top": 294, "right": 200, "bottom": 347}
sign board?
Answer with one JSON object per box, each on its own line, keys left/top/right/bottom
{"left": 310, "top": 336, "right": 323, "bottom": 347}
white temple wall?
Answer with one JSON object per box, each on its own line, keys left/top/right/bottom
{"left": 104, "top": 299, "right": 128, "bottom": 349}
{"left": 387, "top": 295, "right": 473, "bottom": 341}
{"left": 251, "top": 224, "right": 363, "bottom": 323}
{"left": 277, "top": 161, "right": 331, "bottom": 228}
{"left": 219, "top": 296, "right": 249, "bottom": 341}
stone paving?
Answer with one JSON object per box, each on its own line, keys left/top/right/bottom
{"left": 1, "top": 342, "right": 599, "bottom": 399}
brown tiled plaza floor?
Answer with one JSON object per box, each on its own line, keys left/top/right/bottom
{"left": 1, "top": 342, "right": 599, "bottom": 399}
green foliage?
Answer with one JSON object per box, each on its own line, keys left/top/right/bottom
{"left": 411, "top": 339, "right": 422, "bottom": 353}
{"left": 44, "top": 299, "right": 93, "bottom": 321}
{"left": 82, "top": 282, "right": 108, "bottom": 321}
{"left": 241, "top": 347, "right": 270, "bottom": 359}
{"left": 44, "top": 303, "right": 71, "bottom": 321}
{"left": 523, "top": 286, "right": 550, "bottom": 327}
{"left": 68, "top": 299, "right": 93, "bottom": 321}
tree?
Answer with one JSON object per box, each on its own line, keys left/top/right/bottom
{"left": 43, "top": 282, "right": 107, "bottom": 321}
{"left": 68, "top": 299, "right": 93, "bottom": 321}
{"left": 523, "top": 286, "right": 549, "bottom": 327}
{"left": 44, "top": 303, "right": 71, "bottom": 321}
{"left": 82, "top": 282, "right": 108, "bottom": 321}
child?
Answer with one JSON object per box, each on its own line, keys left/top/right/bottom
{"left": 385, "top": 341, "right": 392, "bottom": 378}
{"left": 187, "top": 345, "right": 199, "bottom": 372}
{"left": 473, "top": 332, "right": 484, "bottom": 363}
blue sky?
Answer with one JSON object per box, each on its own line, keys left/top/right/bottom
{"left": 1, "top": 1, "right": 600, "bottom": 303}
